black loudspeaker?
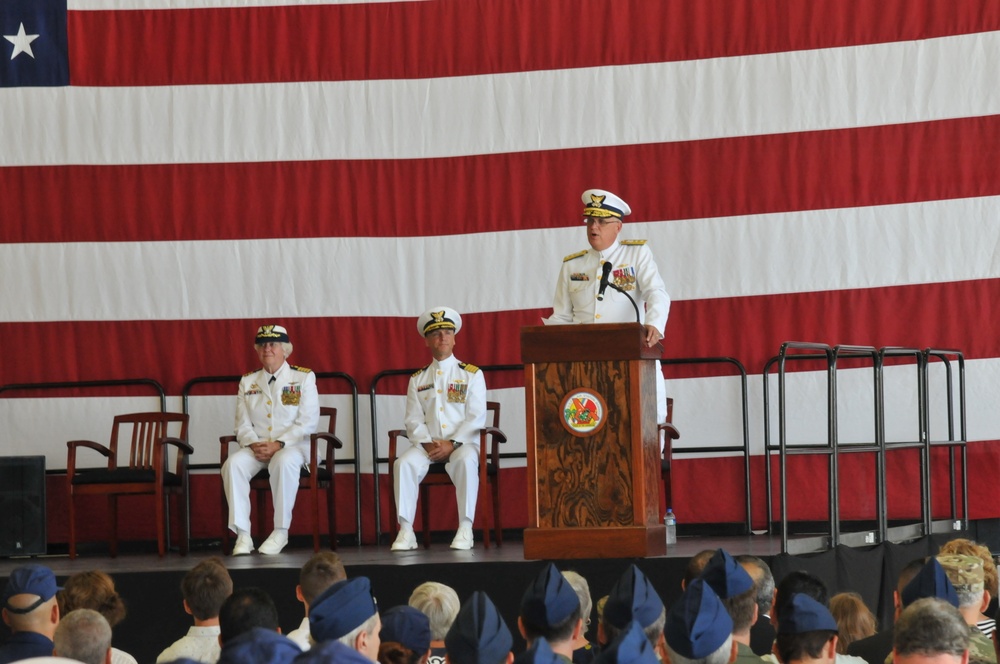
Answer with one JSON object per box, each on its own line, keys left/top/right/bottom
{"left": 0, "top": 456, "right": 46, "bottom": 557}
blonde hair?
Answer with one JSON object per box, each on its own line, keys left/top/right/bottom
{"left": 829, "top": 592, "right": 877, "bottom": 654}
{"left": 939, "top": 538, "right": 999, "bottom": 598}
{"left": 58, "top": 571, "right": 127, "bottom": 628}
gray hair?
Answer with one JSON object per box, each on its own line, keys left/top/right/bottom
{"left": 336, "top": 612, "right": 381, "bottom": 651}
{"left": 409, "top": 581, "right": 460, "bottom": 641}
{"left": 256, "top": 341, "right": 293, "bottom": 357}
{"left": 894, "top": 597, "right": 970, "bottom": 658}
{"left": 737, "top": 555, "right": 775, "bottom": 616}
{"left": 666, "top": 634, "right": 734, "bottom": 664}
{"left": 54, "top": 609, "right": 112, "bottom": 664}
{"left": 603, "top": 607, "right": 666, "bottom": 647}
{"left": 561, "top": 571, "right": 593, "bottom": 633}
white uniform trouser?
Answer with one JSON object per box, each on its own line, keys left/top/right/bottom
{"left": 394, "top": 443, "right": 479, "bottom": 526}
{"left": 222, "top": 445, "right": 308, "bottom": 532}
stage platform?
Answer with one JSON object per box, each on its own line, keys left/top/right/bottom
{"left": 0, "top": 533, "right": 959, "bottom": 664}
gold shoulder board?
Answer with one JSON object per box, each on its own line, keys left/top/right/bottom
{"left": 290, "top": 365, "right": 312, "bottom": 373}
{"left": 620, "top": 239, "right": 647, "bottom": 246}
{"left": 459, "top": 362, "right": 480, "bottom": 373}
{"left": 563, "top": 250, "right": 587, "bottom": 262}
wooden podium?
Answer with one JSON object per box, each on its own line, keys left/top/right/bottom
{"left": 521, "top": 323, "right": 665, "bottom": 559}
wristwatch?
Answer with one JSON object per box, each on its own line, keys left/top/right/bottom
{"left": 276, "top": 441, "right": 286, "bottom": 449}
{"left": 451, "top": 440, "right": 462, "bottom": 448}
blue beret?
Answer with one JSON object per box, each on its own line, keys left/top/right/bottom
{"left": 665, "top": 579, "right": 733, "bottom": 659}
{"left": 309, "top": 577, "right": 378, "bottom": 642}
{"left": 700, "top": 549, "right": 754, "bottom": 599}
{"left": 901, "top": 559, "right": 960, "bottom": 608}
{"left": 605, "top": 565, "right": 665, "bottom": 630}
{"left": 445, "top": 591, "right": 513, "bottom": 664}
{"left": 293, "top": 640, "right": 373, "bottom": 664}
{"left": 513, "top": 637, "right": 562, "bottom": 664}
{"left": 595, "top": 621, "right": 660, "bottom": 664}
{"left": 381, "top": 606, "right": 431, "bottom": 654}
{"left": 521, "top": 563, "right": 581, "bottom": 629}
{"left": 3, "top": 564, "right": 61, "bottom": 610}
{"left": 218, "top": 627, "right": 300, "bottom": 664}
{"left": 777, "top": 594, "right": 838, "bottom": 635}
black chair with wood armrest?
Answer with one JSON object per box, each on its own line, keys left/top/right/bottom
{"left": 387, "top": 401, "right": 506, "bottom": 549}
{"left": 67, "top": 411, "right": 192, "bottom": 559}
{"left": 220, "top": 406, "right": 343, "bottom": 552}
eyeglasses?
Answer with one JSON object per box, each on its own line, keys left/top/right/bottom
{"left": 585, "top": 218, "right": 620, "bottom": 227}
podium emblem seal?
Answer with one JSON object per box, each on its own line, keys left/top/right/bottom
{"left": 560, "top": 389, "right": 608, "bottom": 437}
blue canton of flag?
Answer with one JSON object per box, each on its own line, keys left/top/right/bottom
{"left": 1, "top": 0, "right": 68, "bottom": 87}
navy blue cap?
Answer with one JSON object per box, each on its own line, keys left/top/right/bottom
{"left": 2, "top": 564, "right": 61, "bottom": 612}
{"left": 604, "top": 565, "right": 665, "bottom": 630}
{"left": 521, "top": 563, "right": 581, "bottom": 629}
{"left": 445, "top": 591, "right": 513, "bottom": 664}
{"left": 513, "top": 637, "right": 562, "bottom": 664}
{"left": 777, "top": 594, "right": 838, "bottom": 635}
{"left": 218, "top": 627, "right": 300, "bottom": 664}
{"left": 665, "top": 578, "right": 733, "bottom": 659}
{"left": 309, "top": 577, "right": 378, "bottom": 642}
{"left": 293, "top": 640, "right": 373, "bottom": 664}
{"left": 595, "top": 621, "right": 660, "bottom": 664}
{"left": 381, "top": 605, "right": 431, "bottom": 654}
{"left": 700, "top": 549, "right": 754, "bottom": 599}
{"left": 901, "top": 558, "right": 960, "bottom": 608}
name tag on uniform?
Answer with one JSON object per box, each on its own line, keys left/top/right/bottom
{"left": 245, "top": 384, "right": 262, "bottom": 397}
{"left": 448, "top": 382, "right": 468, "bottom": 403}
{"left": 282, "top": 384, "right": 301, "bottom": 406}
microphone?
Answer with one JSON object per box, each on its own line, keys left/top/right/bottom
{"left": 597, "top": 261, "right": 613, "bottom": 301}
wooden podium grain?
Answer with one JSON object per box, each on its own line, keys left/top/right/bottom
{"left": 521, "top": 323, "right": 666, "bottom": 559}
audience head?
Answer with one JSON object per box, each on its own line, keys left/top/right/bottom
{"left": 519, "top": 563, "right": 582, "bottom": 645}
{"left": 594, "top": 620, "right": 659, "bottom": 664}
{"left": 378, "top": 605, "right": 431, "bottom": 664}
{"left": 901, "top": 559, "right": 959, "bottom": 610}
{"left": 663, "top": 578, "right": 734, "bottom": 664}
{"left": 935, "top": 555, "right": 985, "bottom": 612}
{"left": 736, "top": 555, "right": 775, "bottom": 618}
{"left": 309, "top": 577, "right": 381, "bottom": 660}
{"left": 219, "top": 587, "right": 280, "bottom": 644}
{"left": 939, "top": 539, "right": 998, "bottom": 604}
{"left": 561, "top": 571, "right": 594, "bottom": 637}
{"left": 217, "top": 626, "right": 301, "bottom": 664}
{"left": 299, "top": 551, "right": 347, "bottom": 608}
{"left": 2, "top": 563, "right": 62, "bottom": 636}
{"left": 298, "top": 640, "right": 376, "bottom": 664}
{"left": 893, "top": 597, "right": 970, "bottom": 664}
{"left": 58, "top": 570, "right": 126, "bottom": 628}
{"left": 700, "top": 549, "right": 756, "bottom": 634}
{"left": 53, "top": 609, "right": 112, "bottom": 664}
{"left": 444, "top": 591, "right": 513, "bottom": 664}
{"left": 773, "top": 571, "right": 828, "bottom": 627}
{"left": 602, "top": 565, "right": 666, "bottom": 647}
{"left": 182, "top": 558, "right": 233, "bottom": 621}
{"left": 774, "top": 594, "right": 838, "bottom": 664}
{"left": 683, "top": 551, "right": 717, "bottom": 590}
{"left": 513, "top": 637, "right": 562, "bottom": 664}
{"left": 409, "top": 581, "right": 460, "bottom": 642}
{"left": 828, "top": 592, "right": 875, "bottom": 654}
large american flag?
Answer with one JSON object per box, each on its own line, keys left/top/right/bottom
{"left": 2, "top": 0, "right": 999, "bottom": 537}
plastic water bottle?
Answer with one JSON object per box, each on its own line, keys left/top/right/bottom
{"left": 664, "top": 508, "right": 677, "bottom": 546}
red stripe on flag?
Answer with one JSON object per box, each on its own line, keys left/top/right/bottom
{"left": 1, "top": 278, "right": 996, "bottom": 395}
{"left": 4, "top": 116, "right": 1000, "bottom": 243}
{"left": 66, "top": 0, "right": 1000, "bottom": 87}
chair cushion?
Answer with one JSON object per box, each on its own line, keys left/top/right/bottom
{"left": 72, "top": 469, "right": 182, "bottom": 487}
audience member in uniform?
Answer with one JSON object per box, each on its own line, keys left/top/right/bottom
{"left": 0, "top": 564, "right": 62, "bottom": 664}
{"left": 700, "top": 549, "right": 763, "bottom": 664}
{"left": 594, "top": 621, "right": 658, "bottom": 664}
{"left": 409, "top": 582, "right": 460, "bottom": 664}
{"left": 773, "top": 594, "right": 838, "bottom": 664}
{"left": 845, "top": 558, "right": 927, "bottom": 664}
{"left": 157, "top": 557, "right": 233, "bottom": 663}
{"left": 518, "top": 563, "right": 583, "bottom": 660}
{"left": 934, "top": 555, "right": 996, "bottom": 664}
{"left": 308, "top": 577, "right": 381, "bottom": 661}
{"left": 736, "top": 556, "right": 777, "bottom": 657}
{"left": 286, "top": 552, "right": 348, "bottom": 651}
{"left": 53, "top": 609, "right": 112, "bottom": 664}
{"left": 828, "top": 593, "right": 875, "bottom": 655}
{"left": 378, "top": 606, "right": 431, "bottom": 664}
{"left": 683, "top": 551, "right": 717, "bottom": 590}
{"left": 893, "top": 598, "right": 970, "bottom": 664}
{"left": 514, "top": 637, "right": 563, "bottom": 664}
{"left": 58, "top": 571, "right": 137, "bottom": 664}
{"left": 769, "top": 571, "right": 865, "bottom": 664}
{"left": 940, "top": 539, "right": 999, "bottom": 637}
{"left": 600, "top": 565, "right": 668, "bottom": 661}
{"left": 444, "top": 591, "right": 514, "bottom": 664}
{"left": 562, "top": 571, "right": 597, "bottom": 664}
{"left": 217, "top": 587, "right": 300, "bottom": 664}
{"left": 664, "top": 578, "right": 736, "bottom": 664}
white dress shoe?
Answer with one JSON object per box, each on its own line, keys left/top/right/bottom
{"left": 391, "top": 529, "right": 418, "bottom": 551}
{"left": 450, "top": 525, "right": 474, "bottom": 550}
{"left": 258, "top": 530, "right": 289, "bottom": 555}
{"left": 232, "top": 533, "right": 254, "bottom": 556}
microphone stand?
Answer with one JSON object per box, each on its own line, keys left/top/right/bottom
{"left": 606, "top": 283, "right": 641, "bottom": 324}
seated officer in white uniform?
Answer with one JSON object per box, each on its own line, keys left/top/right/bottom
{"left": 391, "top": 307, "right": 487, "bottom": 552}
{"left": 547, "top": 189, "right": 671, "bottom": 426}
{"left": 222, "top": 324, "right": 320, "bottom": 556}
